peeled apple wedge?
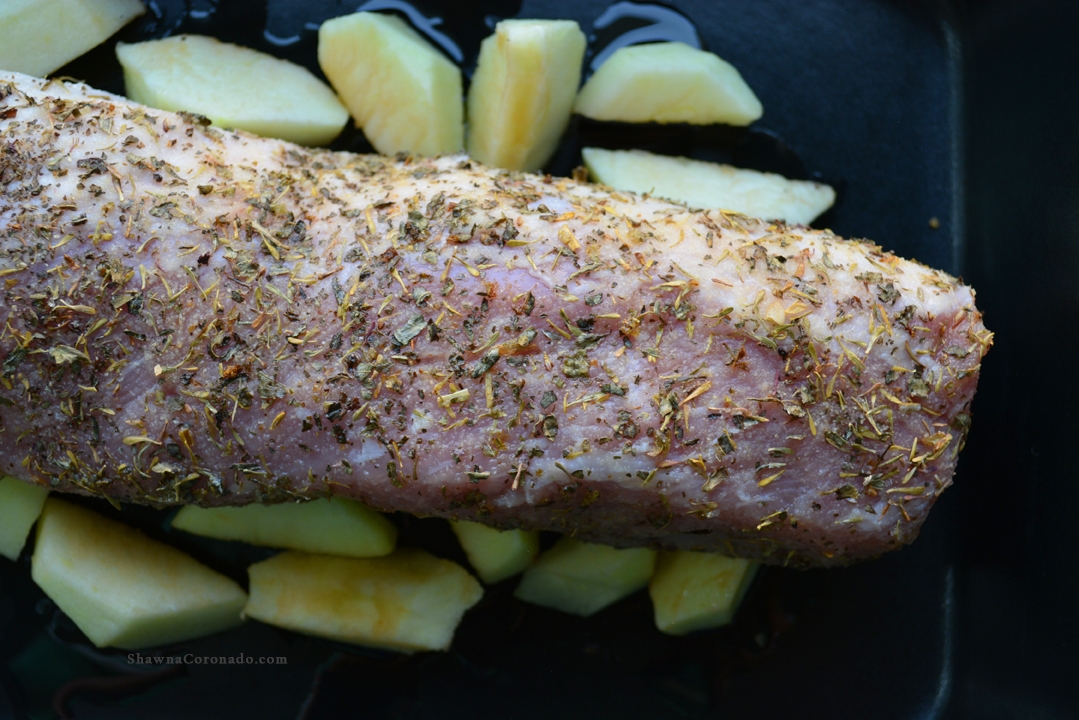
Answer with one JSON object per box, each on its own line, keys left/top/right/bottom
{"left": 0, "top": 477, "right": 48, "bottom": 561}
{"left": 31, "top": 499, "right": 247, "bottom": 649}
{"left": 582, "top": 147, "right": 835, "bottom": 225}
{"left": 514, "top": 537, "right": 656, "bottom": 617}
{"left": 466, "top": 19, "right": 586, "bottom": 171}
{"left": 245, "top": 549, "right": 483, "bottom": 653}
{"left": 319, "top": 12, "right": 464, "bottom": 156}
{"left": 116, "top": 35, "right": 349, "bottom": 146}
{"left": 574, "top": 42, "right": 762, "bottom": 126}
{"left": 649, "top": 551, "right": 758, "bottom": 635}
{"left": 0, "top": 0, "right": 144, "bottom": 78}
{"left": 172, "top": 498, "right": 396, "bottom": 558}
{"left": 450, "top": 520, "right": 539, "bottom": 584}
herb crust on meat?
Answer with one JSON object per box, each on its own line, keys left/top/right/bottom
{"left": 0, "top": 73, "right": 991, "bottom": 567}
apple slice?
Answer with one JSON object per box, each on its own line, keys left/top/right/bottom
{"left": 466, "top": 19, "right": 586, "bottom": 171}
{"left": 574, "top": 42, "right": 762, "bottom": 126}
{"left": 450, "top": 520, "right": 539, "bottom": 584}
{"left": 514, "top": 537, "right": 655, "bottom": 617}
{"left": 0, "top": 477, "right": 49, "bottom": 561}
{"left": 245, "top": 549, "right": 483, "bottom": 653}
{"left": 0, "top": 0, "right": 144, "bottom": 78}
{"left": 172, "top": 498, "right": 396, "bottom": 558}
{"left": 582, "top": 147, "right": 835, "bottom": 224}
{"left": 318, "top": 12, "right": 463, "bottom": 156}
{"left": 31, "top": 498, "right": 246, "bottom": 649}
{"left": 116, "top": 35, "right": 349, "bottom": 146}
{"left": 649, "top": 551, "right": 758, "bottom": 635}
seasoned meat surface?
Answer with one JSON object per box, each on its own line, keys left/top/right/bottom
{"left": 0, "top": 73, "right": 990, "bottom": 567}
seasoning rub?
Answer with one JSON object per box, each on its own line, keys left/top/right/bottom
{"left": 0, "top": 72, "right": 990, "bottom": 568}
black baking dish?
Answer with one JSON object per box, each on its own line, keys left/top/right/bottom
{"left": 0, "top": 0, "right": 1074, "bottom": 718}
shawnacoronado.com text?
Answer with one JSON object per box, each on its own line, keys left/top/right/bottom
{"left": 127, "top": 653, "right": 287, "bottom": 665}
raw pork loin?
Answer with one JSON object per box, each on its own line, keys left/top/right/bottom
{"left": 0, "top": 73, "right": 990, "bottom": 567}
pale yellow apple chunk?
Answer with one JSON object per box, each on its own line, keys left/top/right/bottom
{"left": 649, "top": 551, "right": 759, "bottom": 635}
{"left": 450, "top": 520, "right": 539, "bottom": 584}
{"left": 31, "top": 499, "right": 247, "bottom": 649}
{"left": 318, "top": 12, "right": 463, "bottom": 156}
{"left": 0, "top": 477, "right": 48, "bottom": 561}
{"left": 582, "top": 147, "right": 835, "bottom": 224}
{"left": 116, "top": 35, "right": 349, "bottom": 146}
{"left": 245, "top": 549, "right": 483, "bottom": 653}
{"left": 172, "top": 498, "right": 396, "bottom": 558}
{"left": 514, "top": 537, "right": 656, "bottom": 617}
{"left": 0, "top": 0, "right": 144, "bottom": 78}
{"left": 466, "top": 19, "right": 586, "bottom": 171}
{"left": 574, "top": 42, "right": 762, "bottom": 126}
